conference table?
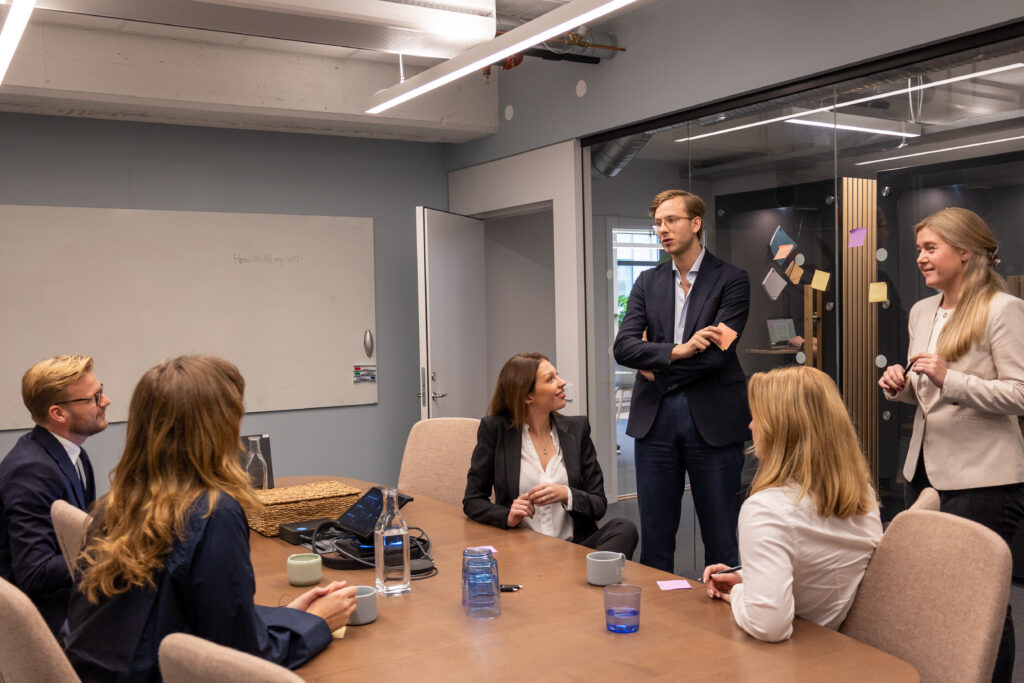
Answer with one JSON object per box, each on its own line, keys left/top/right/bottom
{"left": 250, "top": 477, "right": 918, "bottom": 682}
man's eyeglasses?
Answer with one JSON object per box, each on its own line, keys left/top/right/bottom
{"left": 651, "top": 215, "right": 696, "bottom": 232}
{"left": 55, "top": 385, "right": 104, "bottom": 407}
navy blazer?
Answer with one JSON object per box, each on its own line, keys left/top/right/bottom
{"left": 463, "top": 414, "right": 607, "bottom": 541}
{"left": 64, "top": 493, "right": 331, "bottom": 682}
{"left": 613, "top": 251, "right": 752, "bottom": 445}
{"left": 0, "top": 425, "right": 95, "bottom": 634}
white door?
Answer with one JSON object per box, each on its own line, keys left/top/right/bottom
{"left": 416, "top": 207, "right": 488, "bottom": 419}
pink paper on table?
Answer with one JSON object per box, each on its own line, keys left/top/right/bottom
{"left": 714, "top": 322, "right": 738, "bottom": 351}
{"left": 657, "top": 580, "right": 691, "bottom": 591}
{"left": 848, "top": 227, "right": 867, "bottom": 248}
{"left": 467, "top": 545, "right": 498, "bottom": 555}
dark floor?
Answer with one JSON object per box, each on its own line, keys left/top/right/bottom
{"left": 611, "top": 416, "right": 1024, "bottom": 681}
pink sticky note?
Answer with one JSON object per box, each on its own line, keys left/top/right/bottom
{"left": 848, "top": 227, "right": 867, "bottom": 248}
{"left": 715, "top": 322, "right": 738, "bottom": 351}
{"left": 774, "top": 243, "right": 794, "bottom": 260}
{"left": 468, "top": 545, "right": 498, "bottom": 555}
{"left": 657, "top": 580, "right": 691, "bottom": 591}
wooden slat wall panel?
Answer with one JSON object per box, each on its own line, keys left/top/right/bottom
{"left": 842, "top": 178, "right": 879, "bottom": 482}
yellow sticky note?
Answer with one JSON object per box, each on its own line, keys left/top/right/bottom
{"left": 785, "top": 261, "right": 803, "bottom": 284}
{"left": 868, "top": 281, "right": 888, "bottom": 303}
{"left": 811, "top": 270, "right": 830, "bottom": 291}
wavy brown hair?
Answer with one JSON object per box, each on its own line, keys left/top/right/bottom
{"left": 487, "top": 352, "right": 552, "bottom": 430}
{"left": 748, "top": 366, "right": 876, "bottom": 519}
{"left": 916, "top": 207, "right": 1006, "bottom": 362}
{"left": 77, "top": 355, "right": 260, "bottom": 603}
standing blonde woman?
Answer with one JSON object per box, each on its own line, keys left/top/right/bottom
{"left": 64, "top": 356, "right": 356, "bottom": 682}
{"left": 880, "top": 207, "right": 1024, "bottom": 682}
{"left": 703, "top": 366, "right": 881, "bottom": 643}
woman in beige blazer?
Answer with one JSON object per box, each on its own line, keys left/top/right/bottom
{"left": 879, "top": 207, "right": 1024, "bottom": 683}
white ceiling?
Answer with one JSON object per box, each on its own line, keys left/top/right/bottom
{"left": 0, "top": 0, "right": 644, "bottom": 142}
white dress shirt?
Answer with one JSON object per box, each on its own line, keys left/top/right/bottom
{"left": 48, "top": 429, "right": 86, "bottom": 487}
{"left": 518, "top": 425, "right": 573, "bottom": 541}
{"left": 729, "top": 483, "right": 882, "bottom": 642}
{"left": 672, "top": 248, "right": 705, "bottom": 344}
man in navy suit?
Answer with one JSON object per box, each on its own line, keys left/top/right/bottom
{"left": 613, "top": 190, "right": 750, "bottom": 572}
{"left": 0, "top": 355, "right": 109, "bottom": 634}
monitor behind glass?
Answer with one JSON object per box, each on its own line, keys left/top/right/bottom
{"left": 766, "top": 317, "right": 796, "bottom": 347}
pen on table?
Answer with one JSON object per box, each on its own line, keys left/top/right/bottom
{"left": 711, "top": 565, "right": 742, "bottom": 576}
{"left": 500, "top": 584, "right": 523, "bottom": 592}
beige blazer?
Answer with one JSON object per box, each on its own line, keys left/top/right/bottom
{"left": 885, "top": 292, "right": 1024, "bottom": 490}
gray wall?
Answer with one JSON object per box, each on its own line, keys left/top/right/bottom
{"left": 446, "top": 0, "right": 1024, "bottom": 170}
{"left": 0, "top": 113, "right": 448, "bottom": 493}
{"left": 484, "top": 211, "right": 557, "bottom": 391}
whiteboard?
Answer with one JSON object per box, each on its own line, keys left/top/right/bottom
{"left": 0, "top": 205, "right": 376, "bottom": 429}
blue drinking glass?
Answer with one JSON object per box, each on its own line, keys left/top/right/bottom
{"left": 604, "top": 584, "right": 641, "bottom": 633}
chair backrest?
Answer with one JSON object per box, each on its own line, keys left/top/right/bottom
{"left": 51, "top": 499, "right": 93, "bottom": 575}
{"left": 0, "top": 577, "right": 81, "bottom": 682}
{"left": 159, "top": 633, "right": 303, "bottom": 683}
{"left": 908, "top": 486, "right": 940, "bottom": 511}
{"left": 840, "top": 509, "right": 1011, "bottom": 683}
{"left": 397, "top": 418, "right": 480, "bottom": 506}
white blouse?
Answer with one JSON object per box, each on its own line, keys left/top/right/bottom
{"left": 518, "top": 425, "right": 573, "bottom": 541}
{"left": 729, "top": 484, "right": 882, "bottom": 642}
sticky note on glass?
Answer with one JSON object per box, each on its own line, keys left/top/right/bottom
{"left": 714, "top": 322, "right": 738, "bottom": 351}
{"left": 657, "top": 580, "right": 691, "bottom": 591}
{"left": 761, "top": 268, "right": 787, "bottom": 301}
{"left": 785, "top": 261, "right": 803, "bottom": 284}
{"left": 848, "top": 227, "right": 867, "bottom": 248}
{"left": 811, "top": 270, "right": 830, "bottom": 291}
{"left": 868, "top": 281, "right": 888, "bottom": 303}
{"left": 769, "top": 226, "right": 796, "bottom": 263}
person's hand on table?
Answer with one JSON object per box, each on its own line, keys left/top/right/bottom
{"left": 527, "top": 483, "right": 569, "bottom": 507}
{"left": 507, "top": 495, "right": 535, "bottom": 527}
{"left": 702, "top": 564, "right": 741, "bottom": 603}
{"left": 299, "top": 581, "right": 357, "bottom": 632}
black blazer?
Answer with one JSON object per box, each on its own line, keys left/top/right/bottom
{"left": 613, "top": 250, "right": 752, "bottom": 445}
{"left": 463, "top": 414, "right": 607, "bottom": 541}
{"left": 0, "top": 425, "right": 95, "bottom": 634}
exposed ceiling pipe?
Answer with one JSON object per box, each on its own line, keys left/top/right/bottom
{"left": 497, "top": 13, "right": 621, "bottom": 61}
{"left": 591, "top": 132, "right": 652, "bottom": 177}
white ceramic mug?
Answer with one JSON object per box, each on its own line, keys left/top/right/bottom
{"left": 348, "top": 585, "right": 378, "bottom": 625}
{"left": 286, "top": 553, "right": 322, "bottom": 586}
{"left": 587, "top": 551, "right": 625, "bottom": 586}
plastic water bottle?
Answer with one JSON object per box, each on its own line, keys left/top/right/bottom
{"left": 245, "top": 436, "right": 268, "bottom": 490}
{"left": 374, "top": 487, "right": 411, "bottom": 595}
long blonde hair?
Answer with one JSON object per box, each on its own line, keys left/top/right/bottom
{"left": 748, "top": 366, "right": 876, "bottom": 518}
{"left": 77, "top": 356, "right": 260, "bottom": 603}
{"left": 916, "top": 207, "right": 1006, "bottom": 362}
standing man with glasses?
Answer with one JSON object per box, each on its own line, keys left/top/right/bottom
{"left": 613, "top": 190, "right": 750, "bottom": 573}
{"left": 0, "top": 355, "right": 110, "bottom": 634}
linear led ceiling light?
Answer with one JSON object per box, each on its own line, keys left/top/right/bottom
{"left": 0, "top": 0, "right": 35, "bottom": 86}
{"left": 854, "top": 134, "right": 1024, "bottom": 166}
{"left": 366, "top": 0, "right": 637, "bottom": 114}
{"left": 786, "top": 110, "right": 922, "bottom": 138}
{"left": 675, "top": 62, "right": 1024, "bottom": 143}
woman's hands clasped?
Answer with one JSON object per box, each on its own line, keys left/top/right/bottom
{"left": 879, "top": 352, "right": 948, "bottom": 393}
{"left": 506, "top": 484, "right": 569, "bottom": 527}
{"left": 702, "top": 564, "right": 742, "bottom": 604}
{"left": 290, "top": 581, "right": 358, "bottom": 632}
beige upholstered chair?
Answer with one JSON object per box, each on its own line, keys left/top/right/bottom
{"left": 51, "top": 499, "right": 93, "bottom": 575}
{"left": 397, "top": 417, "right": 480, "bottom": 506}
{"left": 159, "top": 633, "right": 303, "bottom": 683}
{"left": 908, "top": 486, "right": 940, "bottom": 511}
{"left": 840, "top": 509, "right": 1011, "bottom": 683}
{"left": 0, "top": 577, "right": 81, "bottom": 682}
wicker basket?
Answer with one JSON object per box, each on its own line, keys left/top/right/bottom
{"left": 247, "top": 480, "right": 361, "bottom": 537}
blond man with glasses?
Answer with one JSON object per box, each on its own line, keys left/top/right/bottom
{"left": 0, "top": 355, "right": 110, "bottom": 635}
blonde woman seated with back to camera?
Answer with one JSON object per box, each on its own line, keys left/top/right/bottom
{"left": 702, "top": 365, "right": 882, "bottom": 642}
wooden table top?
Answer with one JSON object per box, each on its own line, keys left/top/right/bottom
{"left": 251, "top": 477, "right": 918, "bottom": 682}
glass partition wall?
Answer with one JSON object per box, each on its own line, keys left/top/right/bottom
{"left": 586, "top": 33, "right": 1024, "bottom": 576}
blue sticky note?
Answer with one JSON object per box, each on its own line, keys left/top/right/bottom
{"left": 769, "top": 226, "right": 797, "bottom": 263}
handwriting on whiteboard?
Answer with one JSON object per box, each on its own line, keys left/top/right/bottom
{"left": 233, "top": 252, "right": 305, "bottom": 266}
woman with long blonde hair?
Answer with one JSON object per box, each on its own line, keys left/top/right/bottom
{"left": 703, "top": 366, "right": 881, "bottom": 642}
{"left": 879, "top": 207, "right": 1024, "bottom": 681}
{"left": 64, "top": 356, "right": 356, "bottom": 681}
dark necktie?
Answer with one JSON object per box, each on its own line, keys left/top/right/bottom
{"left": 77, "top": 448, "right": 96, "bottom": 505}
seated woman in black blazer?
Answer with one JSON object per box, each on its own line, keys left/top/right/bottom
{"left": 463, "top": 352, "right": 637, "bottom": 557}
{"left": 64, "top": 356, "right": 357, "bottom": 682}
